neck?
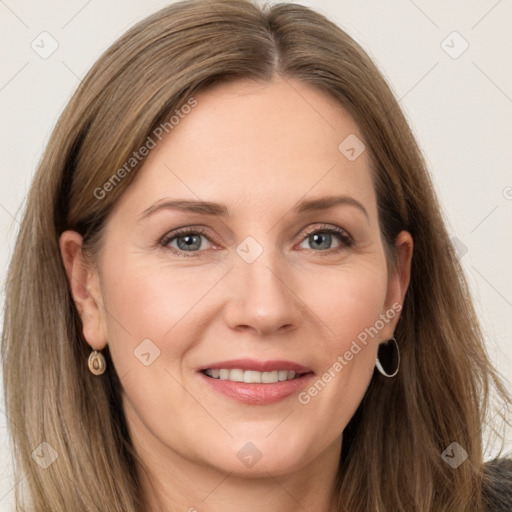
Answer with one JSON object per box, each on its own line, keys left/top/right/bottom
{"left": 135, "top": 434, "right": 342, "bottom": 512}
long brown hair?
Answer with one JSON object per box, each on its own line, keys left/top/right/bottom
{"left": 2, "top": 1, "right": 510, "bottom": 510}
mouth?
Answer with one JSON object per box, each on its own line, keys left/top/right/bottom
{"left": 201, "top": 368, "right": 307, "bottom": 383}
{"left": 197, "top": 359, "right": 315, "bottom": 405}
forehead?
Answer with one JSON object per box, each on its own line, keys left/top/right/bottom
{"left": 113, "top": 75, "right": 377, "bottom": 223}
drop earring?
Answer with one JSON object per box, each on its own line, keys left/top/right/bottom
{"left": 88, "top": 350, "right": 106, "bottom": 375}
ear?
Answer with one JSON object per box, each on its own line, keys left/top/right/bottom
{"left": 59, "top": 230, "right": 108, "bottom": 351}
{"left": 381, "top": 230, "right": 413, "bottom": 337}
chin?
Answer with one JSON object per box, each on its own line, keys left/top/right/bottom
{"left": 207, "top": 434, "right": 314, "bottom": 477}
{"left": 215, "top": 454, "right": 308, "bottom": 478}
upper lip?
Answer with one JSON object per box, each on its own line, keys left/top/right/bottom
{"left": 198, "top": 358, "right": 313, "bottom": 374}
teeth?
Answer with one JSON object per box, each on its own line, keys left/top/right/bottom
{"left": 278, "top": 370, "right": 289, "bottom": 381}
{"left": 209, "top": 369, "right": 221, "bottom": 379}
{"left": 204, "top": 368, "right": 299, "bottom": 383}
{"left": 262, "top": 370, "right": 278, "bottom": 383}
{"left": 230, "top": 369, "right": 245, "bottom": 382}
{"left": 244, "top": 370, "right": 261, "bottom": 383}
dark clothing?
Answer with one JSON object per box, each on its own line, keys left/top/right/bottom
{"left": 483, "top": 458, "right": 512, "bottom": 511}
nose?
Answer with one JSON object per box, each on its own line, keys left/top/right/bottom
{"left": 222, "top": 244, "right": 303, "bottom": 337}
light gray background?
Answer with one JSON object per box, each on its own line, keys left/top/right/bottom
{"left": 1, "top": 0, "right": 511, "bottom": 509}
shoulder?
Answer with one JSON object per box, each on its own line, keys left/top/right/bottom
{"left": 482, "top": 457, "right": 512, "bottom": 512}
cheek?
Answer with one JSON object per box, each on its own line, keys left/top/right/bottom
{"left": 298, "top": 257, "right": 389, "bottom": 345}
{"left": 98, "top": 252, "right": 226, "bottom": 371}
{"left": 295, "top": 259, "right": 388, "bottom": 421}
{"left": 97, "top": 257, "right": 211, "bottom": 435}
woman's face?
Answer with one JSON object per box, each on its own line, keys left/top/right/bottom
{"left": 64, "top": 76, "right": 412, "bottom": 478}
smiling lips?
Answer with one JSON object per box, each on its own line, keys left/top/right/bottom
{"left": 199, "top": 358, "right": 312, "bottom": 382}
{"left": 204, "top": 368, "right": 298, "bottom": 383}
{"left": 199, "top": 358, "right": 314, "bottom": 405}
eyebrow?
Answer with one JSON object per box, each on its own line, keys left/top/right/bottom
{"left": 138, "top": 195, "right": 369, "bottom": 221}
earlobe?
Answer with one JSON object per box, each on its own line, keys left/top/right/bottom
{"left": 59, "top": 230, "right": 108, "bottom": 351}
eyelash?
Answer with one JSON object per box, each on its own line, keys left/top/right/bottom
{"left": 159, "top": 224, "right": 354, "bottom": 258}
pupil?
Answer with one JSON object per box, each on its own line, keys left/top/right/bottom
{"left": 178, "top": 234, "right": 201, "bottom": 251}
{"left": 311, "top": 233, "right": 330, "bottom": 250}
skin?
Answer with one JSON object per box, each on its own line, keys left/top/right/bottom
{"left": 60, "top": 75, "right": 413, "bottom": 512}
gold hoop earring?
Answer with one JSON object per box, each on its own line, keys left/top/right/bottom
{"left": 375, "top": 336, "right": 400, "bottom": 378}
{"left": 88, "top": 350, "right": 106, "bottom": 375}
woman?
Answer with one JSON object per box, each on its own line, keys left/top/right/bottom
{"left": 2, "top": 0, "right": 511, "bottom": 510}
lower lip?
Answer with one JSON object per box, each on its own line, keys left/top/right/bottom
{"left": 199, "top": 371, "right": 315, "bottom": 405}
